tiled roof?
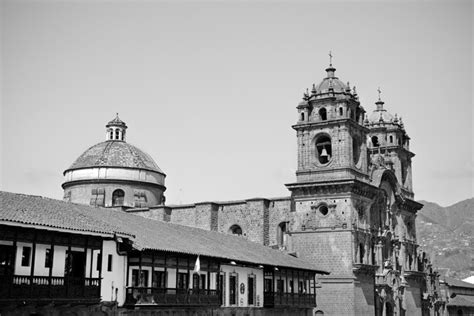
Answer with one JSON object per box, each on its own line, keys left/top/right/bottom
{"left": 106, "top": 115, "right": 127, "bottom": 128}
{"left": 0, "top": 191, "right": 133, "bottom": 237}
{"left": 447, "top": 294, "right": 474, "bottom": 307}
{"left": 65, "top": 141, "right": 164, "bottom": 174}
{"left": 0, "top": 191, "right": 328, "bottom": 274}
{"left": 444, "top": 277, "right": 474, "bottom": 289}
{"left": 314, "top": 76, "right": 348, "bottom": 94}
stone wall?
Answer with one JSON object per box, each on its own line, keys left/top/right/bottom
{"left": 316, "top": 278, "right": 356, "bottom": 316}
{"left": 354, "top": 273, "right": 376, "bottom": 316}
{"left": 64, "top": 181, "right": 163, "bottom": 208}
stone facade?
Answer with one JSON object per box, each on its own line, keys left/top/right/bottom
{"left": 63, "top": 62, "right": 442, "bottom": 315}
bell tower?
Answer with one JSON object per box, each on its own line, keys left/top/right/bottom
{"left": 365, "top": 92, "right": 415, "bottom": 196}
{"left": 286, "top": 57, "right": 382, "bottom": 316}
{"left": 293, "top": 61, "right": 370, "bottom": 184}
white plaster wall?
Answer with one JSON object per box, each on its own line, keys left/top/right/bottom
{"left": 13, "top": 243, "right": 90, "bottom": 278}
{"left": 221, "top": 265, "right": 263, "bottom": 308}
{"left": 15, "top": 242, "right": 33, "bottom": 275}
{"left": 33, "top": 244, "right": 50, "bottom": 276}
{"left": 52, "top": 246, "right": 67, "bottom": 277}
{"left": 167, "top": 268, "right": 177, "bottom": 288}
{"left": 100, "top": 240, "right": 127, "bottom": 305}
{"left": 65, "top": 168, "right": 164, "bottom": 186}
{"left": 126, "top": 266, "right": 217, "bottom": 291}
{"left": 88, "top": 249, "right": 101, "bottom": 278}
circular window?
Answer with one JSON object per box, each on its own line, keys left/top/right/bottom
{"left": 229, "top": 225, "right": 243, "bottom": 236}
{"left": 319, "top": 205, "right": 329, "bottom": 216}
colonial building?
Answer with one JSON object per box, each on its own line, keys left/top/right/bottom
{"left": 439, "top": 277, "right": 474, "bottom": 316}
{"left": 98, "top": 61, "right": 443, "bottom": 316}
{"left": 5, "top": 57, "right": 468, "bottom": 316}
{"left": 0, "top": 191, "right": 327, "bottom": 315}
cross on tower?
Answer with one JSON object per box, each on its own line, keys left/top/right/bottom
{"left": 329, "top": 50, "right": 333, "bottom": 66}
{"left": 377, "top": 87, "right": 382, "bottom": 100}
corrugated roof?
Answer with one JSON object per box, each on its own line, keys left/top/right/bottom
{"left": 0, "top": 191, "right": 328, "bottom": 274}
{"left": 444, "top": 277, "right": 474, "bottom": 289}
{"left": 447, "top": 294, "right": 474, "bottom": 307}
{"left": 65, "top": 141, "right": 164, "bottom": 174}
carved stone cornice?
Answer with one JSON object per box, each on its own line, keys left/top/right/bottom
{"left": 404, "top": 270, "right": 425, "bottom": 282}
{"left": 353, "top": 263, "right": 379, "bottom": 276}
{"left": 286, "top": 179, "right": 379, "bottom": 199}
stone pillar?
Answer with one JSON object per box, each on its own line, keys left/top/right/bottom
{"left": 376, "top": 241, "right": 384, "bottom": 271}
{"left": 400, "top": 242, "right": 406, "bottom": 271}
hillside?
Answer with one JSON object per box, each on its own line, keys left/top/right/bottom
{"left": 416, "top": 197, "right": 474, "bottom": 280}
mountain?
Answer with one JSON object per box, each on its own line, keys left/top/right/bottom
{"left": 416, "top": 197, "right": 474, "bottom": 280}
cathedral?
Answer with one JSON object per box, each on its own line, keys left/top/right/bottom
{"left": 56, "top": 59, "right": 444, "bottom": 315}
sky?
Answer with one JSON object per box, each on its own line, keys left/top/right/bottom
{"left": 1, "top": 0, "right": 472, "bottom": 207}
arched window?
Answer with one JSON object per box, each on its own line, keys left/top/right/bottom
{"left": 339, "top": 107, "right": 343, "bottom": 116}
{"left": 359, "top": 243, "right": 365, "bottom": 264}
{"left": 121, "top": 130, "right": 125, "bottom": 141}
{"left": 401, "top": 161, "right": 408, "bottom": 184}
{"left": 300, "top": 112, "right": 305, "bottom": 121}
{"left": 371, "top": 136, "right": 379, "bottom": 147}
{"left": 371, "top": 245, "right": 376, "bottom": 265}
{"left": 112, "top": 189, "right": 125, "bottom": 206}
{"left": 115, "top": 129, "right": 120, "bottom": 140}
{"left": 277, "top": 222, "right": 287, "bottom": 247}
{"left": 457, "top": 309, "right": 463, "bottom": 316}
{"left": 353, "top": 136, "right": 361, "bottom": 165}
{"left": 229, "top": 225, "right": 242, "bottom": 236}
{"left": 318, "top": 108, "right": 327, "bottom": 121}
{"left": 315, "top": 135, "right": 332, "bottom": 164}
{"left": 386, "top": 303, "right": 394, "bottom": 316}
{"left": 109, "top": 129, "right": 113, "bottom": 140}
{"left": 389, "top": 135, "right": 393, "bottom": 143}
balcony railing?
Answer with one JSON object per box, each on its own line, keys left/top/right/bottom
{"left": 0, "top": 275, "right": 100, "bottom": 302}
{"left": 125, "top": 287, "right": 220, "bottom": 306}
{"left": 263, "top": 292, "right": 316, "bottom": 308}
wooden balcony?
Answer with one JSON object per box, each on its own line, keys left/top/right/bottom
{"left": 125, "top": 287, "right": 220, "bottom": 307}
{"left": 263, "top": 292, "right": 316, "bottom": 308}
{"left": 0, "top": 275, "right": 100, "bottom": 304}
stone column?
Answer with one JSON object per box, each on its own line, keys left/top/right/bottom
{"left": 400, "top": 242, "right": 406, "bottom": 272}
{"left": 376, "top": 241, "right": 384, "bottom": 271}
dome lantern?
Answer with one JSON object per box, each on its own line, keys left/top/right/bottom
{"left": 106, "top": 113, "right": 128, "bottom": 141}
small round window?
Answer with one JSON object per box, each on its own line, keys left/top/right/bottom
{"left": 229, "top": 225, "right": 242, "bottom": 236}
{"left": 319, "top": 204, "right": 329, "bottom": 216}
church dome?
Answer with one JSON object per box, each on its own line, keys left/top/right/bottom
{"left": 367, "top": 99, "right": 395, "bottom": 124}
{"left": 313, "top": 66, "right": 349, "bottom": 94}
{"left": 65, "top": 141, "right": 164, "bottom": 174}
{"left": 62, "top": 115, "right": 166, "bottom": 208}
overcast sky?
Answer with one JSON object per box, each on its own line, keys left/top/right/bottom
{"left": 1, "top": 0, "right": 472, "bottom": 207}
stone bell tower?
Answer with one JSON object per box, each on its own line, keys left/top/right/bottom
{"left": 365, "top": 92, "right": 415, "bottom": 196}
{"left": 286, "top": 56, "right": 383, "bottom": 316}
{"left": 293, "top": 62, "right": 369, "bottom": 183}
